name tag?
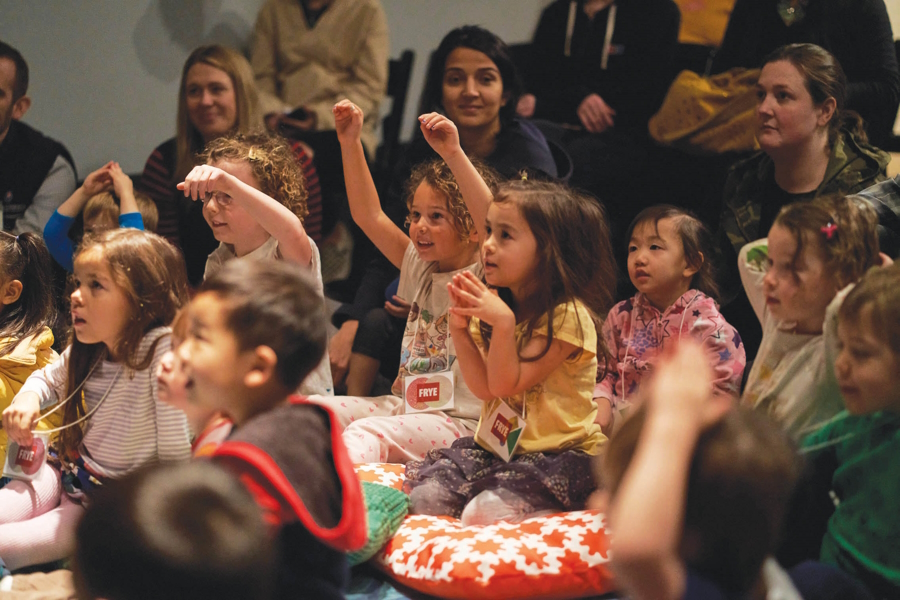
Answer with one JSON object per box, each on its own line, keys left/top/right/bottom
{"left": 404, "top": 371, "right": 455, "bottom": 414}
{"left": 477, "top": 399, "right": 527, "bottom": 462}
{"left": 3, "top": 432, "right": 49, "bottom": 482}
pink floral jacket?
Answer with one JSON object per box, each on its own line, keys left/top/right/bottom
{"left": 595, "top": 291, "right": 746, "bottom": 407}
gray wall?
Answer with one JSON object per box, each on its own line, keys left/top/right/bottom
{"left": 0, "top": 0, "right": 548, "bottom": 176}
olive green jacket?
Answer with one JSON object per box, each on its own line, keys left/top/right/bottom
{"left": 719, "top": 131, "right": 890, "bottom": 257}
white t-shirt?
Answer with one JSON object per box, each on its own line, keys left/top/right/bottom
{"left": 204, "top": 236, "right": 334, "bottom": 397}
{"left": 391, "top": 244, "right": 482, "bottom": 423}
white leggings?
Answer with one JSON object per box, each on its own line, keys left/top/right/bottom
{"left": 308, "top": 394, "right": 475, "bottom": 464}
{"left": 0, "top": 462, "right": 84, "bottom": 570}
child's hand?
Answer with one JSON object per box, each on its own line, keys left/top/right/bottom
{"left": 447, "top": 280, "right": 472, "bottom": 330}
{"left": 107, "top": 162, "right": 134, "bottom": 199}
{"left": 333, "top": 99, "right": 364, "bottom": 146}
{"left": 448, "top": 271, "right": 515, "bottom": 330}
{"left": 80, "top": 162, "right": 115, "bottom": 197}
{"left": 2, "top": 392, "right": 41, "bottom": 447}
{"left": 419, "top": 113, "right": 463, "bottom": 161}
{"left": 384, "top": 295, "right": 411, "bottom": 319}
{"left": 648, "top": 341, "right": 731, "bottom": 429}
{"left": 177, "top": 165, "right": 236, "bottom": 202}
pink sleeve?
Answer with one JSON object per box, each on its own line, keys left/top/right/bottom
{"left": 689, "top": 306, "right": 746, "bottom": 397}
{"left": 594, "top": 306, "right": 622, "bottom": 404}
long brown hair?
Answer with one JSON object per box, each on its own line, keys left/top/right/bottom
{"left": 175, "top": 45, "right": 259, "bottom": 184}
{"left": 480, "top": 180, "right": 617, "bottom": 367}
{"left": 60, "top": 230, "right": 189, "bottom": 458}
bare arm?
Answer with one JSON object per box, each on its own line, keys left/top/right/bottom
{"left": 334, "top": 100, "right": 410, "bottom": 268}
{"left": 449, "top": 271, "right": 577, "bottom": 398}
{"left": 447, "top": 279, "right": 493, "bottom": 401}
{"left": 177, "top": 166, "right": 312, "bottom": 266}
{"left": 608, "top": 342, "right": 731, "bottom": 600}
{"left": 418, "top": 113, "right": 494, "bottom": 243}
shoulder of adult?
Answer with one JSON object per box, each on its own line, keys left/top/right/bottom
{"left": 7, "top": 119, "right": 76, "bottom": 174}
{"left": 823, "top": 130, "right": 891, "bottom": 192}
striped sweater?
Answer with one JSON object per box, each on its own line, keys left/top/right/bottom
{"left": 20, "top": 327, "right": 191, "bottom": 478}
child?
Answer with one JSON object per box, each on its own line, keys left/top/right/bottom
{"left": 596, "top": 205, "right": 745, "bottom": 433}
{"left": 156, "top": 308, "right": 232, "bottom": 457}
{"left": 0, "top": 232, "right": 59, "bottom": 467}
{"left": 739, "top": 194, "right": 880, "bottom": 438}
{"left": 43, "top": 161, "right": 158, "bottom": 272}
{"left": 176, "top": 260, "right": 366, "bottom": 599}
{"left": 602, "top": 342, "right": 873, "bottom": 600}
{"left": 322, "top": 99, "right": 501, "bottom": 464}
{"left": 401, "top": 112, "right": 616, "bottom": 525}
{"left": 73, "top": 462, "right": 275, "bottom": 600}
{"left": 797, "top": 263, "right": 900, "bottom": 598}
{"left": 0, "top": 228, "right": 191, "bottom": 570}
{"left": 177, "top": 131, "right": 333, "bottom": 397}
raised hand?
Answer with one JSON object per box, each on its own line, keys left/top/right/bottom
{"left": 648, "top": 340, "right": 731, "bottom": 429}
{"left": 107, "top": 162, "right": 134, "bottom": 199}
{"left": 80, "top": 162, "right": 115, "bottom": 196}
{"left": 448, "top": 271, "right": 514, "bottom": 330}
{"left": 333, "top": 99, "right": 364, "bottom": 146}
{"left": 177, "top": 164, "right": 236, "bottom": 202}
{"left": 418, "top": 112, "right": 463, "bottom": 161}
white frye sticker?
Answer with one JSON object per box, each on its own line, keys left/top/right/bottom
{"left": 404, "top": 371, "right": 455, "bottom": 413}
{"left": 3, "top": 432, "right": 49, "bottom": 482}
{"left": 477, "top": 399, "right": 526, "bottom": 462}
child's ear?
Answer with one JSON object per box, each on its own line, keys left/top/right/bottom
{"left": 0, "top": 279, "right": 23, "bottom": 305}
{"left": 468, "top": 228, "right": 479, "bottom": 244}
{"left": 244, "top": 345, "right": 278, "bottom": 389}
{"left": 682, "top": 252, "right": 703, "bottom": 280}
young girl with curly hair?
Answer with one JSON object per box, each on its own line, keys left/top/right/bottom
{"left": 178, "top": 130, "right": 333, "bottom": 396}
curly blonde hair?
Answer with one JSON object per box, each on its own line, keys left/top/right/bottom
{"left": 404, "top": 158, "right": 501, "bottom": 239}
{"left": 201, "top": 131, "right": 308, "bottom": 223}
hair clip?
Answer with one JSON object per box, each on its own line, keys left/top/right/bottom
{"left": 520, "top": 171, "right": 528, "bottom": 182}
{"left": 248, "top": 147, "right": 262, "bottom": 162}
{"left": 821, "top": 222, "right": 838, "bottom": 240}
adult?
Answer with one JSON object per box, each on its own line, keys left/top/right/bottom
{"left": 0, "top": 41, "right": 76, "bottom": 235}
{"left": 718, "top": 44, "right": 890, "bottom": 356}
{"left": 329, "top": 25, "right": 559, "bottom": 396}
{"left": 712, "top": 0, "right": 900, "bottom": 147}
{"left": 251, "top": 0, "right": 389, "bottom": 254}
{"left": 515, "top": 0, "right": 680, "bottom": 226}
{"left": 139, "top": 45, "right": 322, "bottom": 286}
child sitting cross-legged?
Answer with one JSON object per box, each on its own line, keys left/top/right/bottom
{"left": 602, "top": 341, "right": 875, "bottom": 600}
{"left": 316, "top": 100, "right": 502, "bottom": 464}
{"left": 403, "top": 112, "right": 617, "bottom": 525}
{"left": 596, "top": 205, "right": 745, "bottom": 434}
{"left": 43, "top": 161, "right": 158, "bottom": 272}
{"left": 175, "top": 260, "right": 366, "bottom": 599}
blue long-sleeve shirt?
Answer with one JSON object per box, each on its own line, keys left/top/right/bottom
{"left": 43, "top": 210, "right": 144, "bottom": 272}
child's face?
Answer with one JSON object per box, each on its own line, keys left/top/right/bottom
{"left": 627, "top": 218, "right": 695, "bottom": 310}
{"left": 763, "top": 225, "right": 837, "bottom": 334}
{"left": 408, "top": 182, "right": 477, "bottom": 272}
{"left": 202, "top": 160, "right": 270, "bottom": 257}
{"left": 482, "top": 200, "right": 538, "bottom": 300}
{"left": 71, "top": 249, "right": 131, "bottom": 358}
{"left": 835, "top": 310, "right": 900, "bottom": 415}
{"left": 177, "top": 292, "right": 258, "bottom": 425}
{"left": 157, "top": 333, "right": 215, "bottom": 434}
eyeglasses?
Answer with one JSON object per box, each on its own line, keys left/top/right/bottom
{"left": 201, "top": 191, "right": 233, "bottom": 207}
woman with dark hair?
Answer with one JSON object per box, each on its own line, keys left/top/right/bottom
{"left": 138, "top": 45, "right": 323, "bottom": 286}
{"left": 718, "top": 43, "right": 890, "bottom": 357}
{"left": 329, "top": 25, "right": 559, "bottom": 397}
